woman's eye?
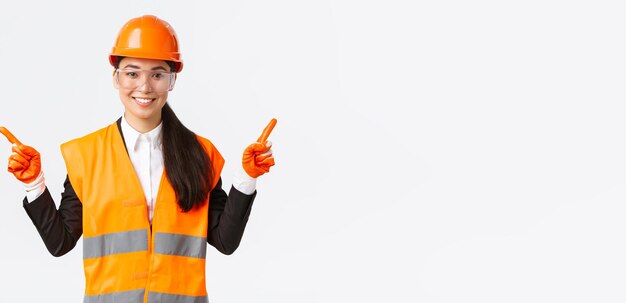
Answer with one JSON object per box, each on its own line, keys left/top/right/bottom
{"left": 126, "top": 72, "right": 138, "bottom": 78}
{"left": 153, "top": 73, "right": 164, "bottom": 79}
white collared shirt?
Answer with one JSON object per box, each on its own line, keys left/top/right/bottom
{"left": 25, "top": 115, "right": 257, "bottom": 222}
{"left": 120, "top": 116, "right": 164, "bottom": 223}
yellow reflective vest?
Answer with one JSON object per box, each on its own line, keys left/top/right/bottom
{"left": 60, "top": 121, "right": 224, "bottom": 303}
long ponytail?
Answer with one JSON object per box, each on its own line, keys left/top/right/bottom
{"left": 161, "top": 103, "right": 214, "bottom": 212}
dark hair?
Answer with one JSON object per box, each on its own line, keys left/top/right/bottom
{"left": 115, "top": 56, "right": 213, "bottom": 212}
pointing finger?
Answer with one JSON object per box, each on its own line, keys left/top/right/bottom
{"left": 0, "top": 127, "right": 22, "bottom": 145}
{"left": 257, "top": 118, "right": 277, "bottom": 143}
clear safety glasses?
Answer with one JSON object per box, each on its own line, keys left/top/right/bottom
{"left": 115, "top": 68, "right": 176, "bottom": 93}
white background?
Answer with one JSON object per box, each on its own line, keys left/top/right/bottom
{"left": 0, "top": 0, "right": 625, "bottom": 302}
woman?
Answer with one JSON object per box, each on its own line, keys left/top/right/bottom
{"left": 0, "top": 15, "right": 276, "bottom": 303}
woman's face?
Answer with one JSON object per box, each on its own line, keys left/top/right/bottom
{"left": 113, "top": 57, "right": 173, "bottom": 124}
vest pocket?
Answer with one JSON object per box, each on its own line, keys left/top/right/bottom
{"left": 122, "top": 199, "right": 145, "bottom": 207}
{"left": 132, "top": 271, "right": 149, "bottom": 280}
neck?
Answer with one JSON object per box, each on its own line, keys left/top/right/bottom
{"left": 124, "top": 112, "right": 161, "bottom": 133}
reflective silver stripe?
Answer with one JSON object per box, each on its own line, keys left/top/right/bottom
{"left": 83, "top": 289, "right": 145, "bottom": 303}
{"left": 83, "top": 229, "right": 149, "bottom": 259}
{"left": 148, "top": 292, "right": 208, "bottom": 303}
{"left": 154, "top": 232, "right": 207, "bottom": 258}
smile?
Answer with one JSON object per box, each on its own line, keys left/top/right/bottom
{"left": 133, "top": 97, "right": 156, "bottom": 105}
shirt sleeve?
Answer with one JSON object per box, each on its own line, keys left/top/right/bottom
{"left": 232, "top": 167, "right": 257, "bottom": 195}
{"left": 207, "top": 177, "right": 256, "bottom": 255}
{"left": 22, "top": 175, "right": 83, "bottom": 257}
{"left": 24, "top": 171, "right": 46, "bottom": 202}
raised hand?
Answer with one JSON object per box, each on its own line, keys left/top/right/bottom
{"left": 0, "top": 127, "right": 41, "bottom": 183}
{"left": 242, "top": 118, "right": 277, "bottom": 178}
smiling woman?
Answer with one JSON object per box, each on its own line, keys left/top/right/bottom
{"left": 114, "top": 57, "right": 175, "bottom": 132}
{"left": 1, "top": 15, "right": 277, "bottom": 303}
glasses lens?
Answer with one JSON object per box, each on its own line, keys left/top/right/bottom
{"left": 117, "top": 69, "right": 173, "bottom": 92}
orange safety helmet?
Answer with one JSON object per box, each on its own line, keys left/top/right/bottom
{"left": 109, "top": 15, "right": 183, "bottom": 73}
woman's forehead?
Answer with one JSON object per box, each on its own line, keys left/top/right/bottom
{"left": 118, "top": 57, "right": 169, "bottom": 69}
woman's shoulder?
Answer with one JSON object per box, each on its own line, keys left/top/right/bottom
{"left": 194, "top": 133, "right": 219, "bottom": 151}
{"left": 61, "top": 121, "right": 117, "bottom": 148}
{"left": 194, "top": 133, "right": 224, "bottom": 164}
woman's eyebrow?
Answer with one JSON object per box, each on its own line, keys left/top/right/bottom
{"left": 121, "top": 64, "right": 168, "bottom": 71}
{"left": 121, "top": 64, "right": 140, "bottom": 69}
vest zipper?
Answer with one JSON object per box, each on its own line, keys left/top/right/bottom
{"left": 144, "top": 172, "right": 165, "bottom": 303}
{"left": 144, "top": 220, "right": 153, "bottom": 302}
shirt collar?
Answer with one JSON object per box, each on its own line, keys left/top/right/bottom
{"left": 120, "top": 114, "right": 163, "bottom": 151}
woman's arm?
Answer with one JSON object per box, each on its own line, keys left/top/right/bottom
{"left": 207, "top": 177, "right": 256, "bottom": 255}
{"left": 22, "top": 175, "right": 83, "bottom": 257}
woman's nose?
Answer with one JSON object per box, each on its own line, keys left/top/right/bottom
{"left": 136, "top": 76, "right": 153, "bottom": 93}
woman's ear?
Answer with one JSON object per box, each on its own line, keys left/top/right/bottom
{"left": 112, "top": 70, "right": 120, "bottom": 89}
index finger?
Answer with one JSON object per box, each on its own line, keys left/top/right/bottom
{"left": 257, "top": 118, "right": 277, "bottom": 143}
{"left": 0, "top": 127, "right": 22, "bottom": 145}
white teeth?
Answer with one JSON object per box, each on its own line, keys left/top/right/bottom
{"left": 134, "top": 97, "right": 153, "bottom": 104}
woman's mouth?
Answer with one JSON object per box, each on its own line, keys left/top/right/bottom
{"left": 133, "top": 97, "right": 156, "bottom": 107}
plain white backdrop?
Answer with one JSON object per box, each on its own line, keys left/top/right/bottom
{"left": 1, "top": 0, "right": 625, "bottom": 302}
